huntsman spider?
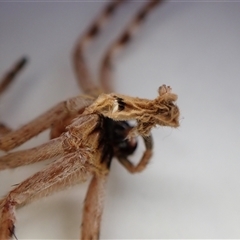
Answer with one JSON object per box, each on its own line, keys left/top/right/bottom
{"left": 0, "top": 1, "right": 179, "bottom": 239}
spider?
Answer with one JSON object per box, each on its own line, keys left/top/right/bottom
{"left": 0, "top": 0, "right": 179, "bottom": 239}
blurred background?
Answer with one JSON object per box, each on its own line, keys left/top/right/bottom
{"left": 0, "top": 0, "right": 240, "bottom": 238}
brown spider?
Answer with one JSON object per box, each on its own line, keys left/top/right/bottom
{"left": 0, "top": 1, "right": 179, "bottom": 239}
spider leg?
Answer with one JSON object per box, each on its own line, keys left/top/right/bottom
{"left": 17, "top": 169, "right": 88, "bottom": 208}
{"left": 100, "top": 0, "right": 163, "bottom": 93}
{"left": 0, "top": 57, "right": 28, "bottom": 136}
{"left": 0, "top": 136, "right": 64, "bottom": 170}
{"left": 117, "top": 135, "right": 153, "bottom": 173}
{"left": 73, "top": 0, "right": 125, "bottom": 97}
{"left": 0, "top": 95, "right": 93, "bottom": 151}
{"left": 81, "top": 174, "right": 108, "bottom": 240}
{"left": 0, "top": 57, "right": 27, "bottom": 96}
{"left": 0, "top": 123, "right": 12, "bottom": 136}
{"left": 50, "top": 2, "right": 126, "bottom": 139}
{"left": 0, "top": 152, "right": 93, "bottom": 240}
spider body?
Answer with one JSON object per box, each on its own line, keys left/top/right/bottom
{"left": 0, "top": 1, "right": 180, "bottom": 239}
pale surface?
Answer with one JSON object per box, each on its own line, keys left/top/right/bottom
{"left": 0, "top": 1, "right": 240, "bottom": 239}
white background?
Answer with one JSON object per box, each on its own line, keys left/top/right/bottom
{"left": 0, "top": 1, "right": 240, "bottom": 239}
